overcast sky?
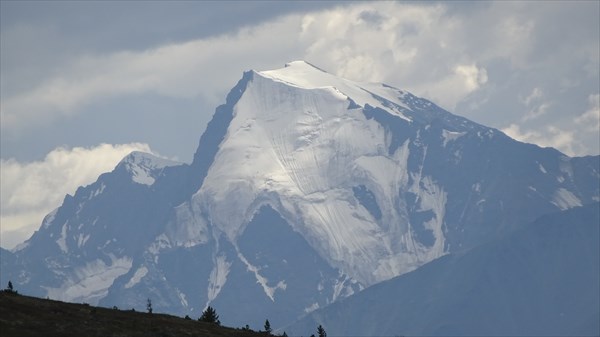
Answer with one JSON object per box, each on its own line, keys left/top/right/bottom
{"left": 1, "top": 1, "right": 598, "bottom": 249}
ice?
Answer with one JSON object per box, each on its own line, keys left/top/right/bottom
{"left": 441, "top": 129, "right": 466, "bottom": 147}
{"left": 76, "top": 233, "right": 90, "bottom": 248}
{"left": 44, "top": 254, "right": 132, "bottom": 305}
{"left": 207, "top": 255, "right": 231, "bottom": 304}
{"left": 166, "top": 202, "right": 209, "bottom": 247}
{"left": 89, "top": 183, "right": 106, "bottom": 199}
{"left": 236, "top": 251, "right": 286, "bottom": 302}
{"left": 176, "top": 289, "right": 188, "bottom": 308}
{"left": 42, "top": 208, "right": 59, "bottom": 229}
{"left": 118, "top": 151, "right": 179, "bottom": 186}
{"left": 147, "top": 233, "right": 172, "bottom": 256}
{"left": 552, "top": 188, "right": 582, "bottom": 210}
{"left": 56, "top": 222, "right": 68, "bottom": 253}
{"left": 195, "top": 62, "right": 448, "bottom": 286}
{"left": 304, "top": 302, "right": 320, "bottom": 313}
{"left": 331, "top": 274, "right": 356, "bottom": 303}
{"left": 124, "top": 266, "right": 148, "bottom": 289}
{"left": 261, "top": 61, "right": 411, "bottom": 121}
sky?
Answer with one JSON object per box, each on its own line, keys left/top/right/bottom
{"left": 1, "top": 1, "right": 599, "bottom": 249}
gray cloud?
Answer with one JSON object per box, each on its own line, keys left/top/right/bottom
{"left": 3, "top": 1, "right": 598, "bottom": 159}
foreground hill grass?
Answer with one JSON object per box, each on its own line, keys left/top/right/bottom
{"left": 0, "top": 291, "right": 266, "bottom": 337}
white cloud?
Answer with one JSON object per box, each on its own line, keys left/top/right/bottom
{"left": 518, "top": 87, "right": 551, "bottom": 121}
{"left": 413, "top": 64, "right": 489, "bottom": 110}
{"left": 522, "top": 87, "right": 543, "bottom": 106}
{"left": 575, "top": 94, "right": 600, "bottom": 132}
{"left": 0, "top": 143, "right": 154, "bottom": 249}
{"left": 523, "top": 102, "right": 552, "bottom": 121}
{"left": 501, "top": 124, "right": 583, "bottom": 156}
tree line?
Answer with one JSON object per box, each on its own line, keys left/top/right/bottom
{"left": 6, "top": 281, "right": 327, "bottom": 336}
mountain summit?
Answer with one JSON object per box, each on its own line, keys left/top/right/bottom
{"left": 2, "top": 62, "right": 598, "bottom": 330}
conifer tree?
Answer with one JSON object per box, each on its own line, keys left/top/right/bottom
{"left": 317, "top": 324, "right": 327, "bottom": 337}
{"left": 198, "top": 306, "right": 221, "bottom": 325}
{"left": 146, "top": 298, "right": 153, "bottom": 314}
{"left": 264, "top": 319, "right": 272, "bottom": 333}
{"left": 7, "top": 281, "right": 13, "bottom": 292}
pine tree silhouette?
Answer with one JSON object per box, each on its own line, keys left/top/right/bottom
{"left": 317, "top": 324, "right": 327, "bottom": 337}
{"left": 198, "top": 306, "right": 220, "bottom": 325}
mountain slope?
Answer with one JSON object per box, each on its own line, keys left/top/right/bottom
{"left": 1, "top": 61, "right": 598, "bottom": 330}
{"left": 0, "top": 292, "right": 266, "bottom": 337}
{"left": 288, "top": 203, "right": 600, "bottom": 336}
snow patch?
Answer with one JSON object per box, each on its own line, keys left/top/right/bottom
{"left": 176, "top": 289, "right": 189, "bottom": 308}
{"left": 441, "top": 129, "right": 465, "bottom": 147}
{"left": 260, "top": 61, "right": 411, "bottom": 121}
{"left": 552, "top": 188, "right": 582, "bottom": 210}
{"left": 119, "top": 151, "right": 179, "bottom": 186}
{"left": 124, "top": 266, "right": 148, "bottom": 289}
{"left": 371, "top": 174, "right": 448, "bottom": 279}
{"left": 207, "top": 255, "right": 232, "bottom": 303}
{"left": 538, "top": 163, "right": 547, "bottom": 174}
{"left": 56, "top": 222, "right": 68, "bottom": 253}
{"left": 148, "top": 234, "right": 171, "bottom": 255}
{"left": 89, "top": 183, "right": 106, "bottom": 199}
{"left": 166, "top": 202, "right": 209, "bottom": 247}
{"left": 77, "top": 233, "right": 90, "bottom": 248}
{"left": 44, "top": 255, "right": 132, "bottom": 305}
{"left": 330, "top": 273, "right": 362, "bottom": 303}
{"left": 42, "top": 208, "right": 59, "bottom": 229}
{"left": 236, "top": 251, "right": 285, "bottom": 302}
{"left": 304, "top": 302, "right": 320, "bottom": 313}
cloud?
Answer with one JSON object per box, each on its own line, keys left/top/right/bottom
{"left": 0, "top": 143, "right": 154, "bottom": 249}
{"left": 523, "top": 102, "right": 552, "bottom": 122}
{"left": 299, "top": 3, "right": 492, "bottom": 110}
{"left": 0, "top": 2, "right": 498, "bottom": 131}
{"left": 1, "top": 1, "right": 598, "bottom": 160}
{"left": 501, "top": 124, "right": 582, "bottom": 156}
{"left": 0, "top": 15, "right": 305, "bottom": 130}
{"left": 522, "top": 87, "right": 543, "bottom": 106}
{"left": 575, "top": 93, "right": 600, "bottom": 132}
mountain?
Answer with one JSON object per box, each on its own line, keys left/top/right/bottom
{"left": 1, "top": 61, "right": 598, "bottom": 330}
{"left": 288, "top": 203, "right": 600, "bottom": 336}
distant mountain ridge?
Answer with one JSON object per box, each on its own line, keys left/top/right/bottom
{"left": 1, "top": 61, "right": 598, "bottom": 331}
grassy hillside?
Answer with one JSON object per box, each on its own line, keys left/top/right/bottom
{"left": 0, "top": 291, "right": 269, "bottom": 337}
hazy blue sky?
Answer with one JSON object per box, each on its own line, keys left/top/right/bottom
{"left": 1, "top": 1, "right": 598, "bottom": 249}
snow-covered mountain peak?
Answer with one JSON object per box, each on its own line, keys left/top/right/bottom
{"left": 258, "top": 62, "right": 412, "bottom": 120}
{"left": 196, "top": 63, "right": 454, "bottom": 285}
{"left": 2, "top": 61, "right": 598, "bottom": 332}
{"left": 117, "top": 151, "right": 179, "bottom": 185}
